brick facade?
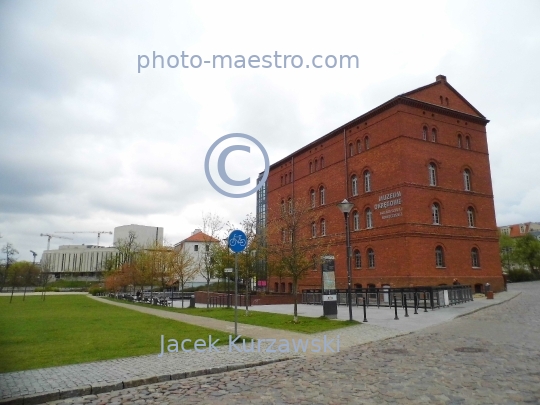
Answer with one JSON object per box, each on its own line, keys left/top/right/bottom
{"left": 264, "top": 75, "right": 504, "bottom": 292}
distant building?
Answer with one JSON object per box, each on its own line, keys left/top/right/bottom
{"left": 174, "top": 229, "right": 221, "bottom": 288}
{"left": 113, "top": 224, "right": 163, "bottom": 247}
{"left": 40, "top": 223, "right": 164, "bottom": 280}
{"left": 498, "top": 222, "right": 540, "bottom": 238}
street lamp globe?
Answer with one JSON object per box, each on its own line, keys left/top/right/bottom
{"left": 337, "top": 199, "right": 354, "bottom": 215}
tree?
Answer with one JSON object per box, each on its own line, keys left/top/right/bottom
{"left": 514, "top": 234, "right": 540, "bottom": 277}
{"left": 199, "top": 213, "right": 224, "bottom": 308}
{"left": 169, "top": 245, "right": 197, "bottom": 308}
{"left": 266, "top": 197, "right": 328, "bottom": 322}
{"left": 1, "top": 243, "right": 18, "bottom": 292}
{"left": 499, "top": 234, "right": 517, "bottom": 272}
{"left": 15, "top": 261, "right": 40, "bottom": 301}
{"left": 6, "top": 261, "right": 24, "bottom": 303}
{"left": 39, "top": 255, "right": 53, "bottom": 300}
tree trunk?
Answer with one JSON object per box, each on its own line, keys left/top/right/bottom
{"left": 23, "top": 285, "right": 27, "bottom": 301}
{"left": 206, "top": 279, "right": 210, "bottom": 308}
{"left": 293, "top": 280, "right": 298, "bottom": 323}
{"left": 245, "top": 278, "right": 250, "bottom": 316}
{"left": 10, "top": 285, "right": 15, "bottom": 303}
{"left": 181, "top": 282, "right": 184, "bottom": 308}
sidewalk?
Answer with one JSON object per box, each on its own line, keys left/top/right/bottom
{"left": 0, "top": 290, "right": 520, "bottom": 404}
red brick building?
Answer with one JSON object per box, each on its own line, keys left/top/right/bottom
{"left": 259, "top": 75, "right": 504, "bottom": 293}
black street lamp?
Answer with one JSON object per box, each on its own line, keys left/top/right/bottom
{"left": 337, "top": 199, "right": 354, "bottom": 322}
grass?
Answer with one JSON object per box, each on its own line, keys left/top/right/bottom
{"left": 0, "top": 295, "right": 234, "bottom": 373}
{"left": 105, "top": 298, "right": 360, "bottom": 334}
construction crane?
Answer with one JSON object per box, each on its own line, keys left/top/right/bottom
{"left": 40, "top": 234, "right": 73, "bottom": 251}
{"left": 54, "top": 231, "right": 113, "bottom": 247}
{"left": 30, "top": 250, "right": 37, "bottom": 265}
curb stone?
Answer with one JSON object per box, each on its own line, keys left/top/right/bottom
{"left": 2, "top": 357, "right": 294, "bottom": 405}
{"left": 455, "top": 291, "right": 521, "bottom": 318}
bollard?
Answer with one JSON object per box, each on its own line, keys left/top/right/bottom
{"left": 423, "top": 291, "right": 428, "bottom": 312}
{"left": 393, "top": 294, "right": 399, "bottom": 320}
{"left": 413, "top": 293, "right": 418, "bottom": 315}
{"left": 404, "top": 294, "right": 409, "bottom": 317}
{"left": 363, "top": 295, "right": 368, "bottom": 323}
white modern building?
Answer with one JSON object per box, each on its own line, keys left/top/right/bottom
{"left": 113, "top": 224, "right": 163, "bottom": 247}
{"left": 174, "top": 229, "right": 221, "bottom": 288}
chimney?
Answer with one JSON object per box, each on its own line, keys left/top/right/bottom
{"left": 192, "top": 228, "right": 202, "bottom": 235}
{"left": 436, "top": 74, "right": 447, "bottom": 83}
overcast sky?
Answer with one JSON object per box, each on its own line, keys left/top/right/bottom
{"left": 1, "top": 0, "right": 539, "bottom": 262}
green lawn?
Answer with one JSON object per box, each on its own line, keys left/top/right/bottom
{"left": 105, "top": 298, "right": 360, "bottom": 334}
{"left": 0, "top": 296, "right": 233, "bottom": 373}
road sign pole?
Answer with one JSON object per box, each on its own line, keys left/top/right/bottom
{"left": 234, "top": 253, "right": 238, "bottom": 336}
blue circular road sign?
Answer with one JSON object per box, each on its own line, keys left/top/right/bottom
{"left": 228, "top": 230, "right": 247, "bottom": 253}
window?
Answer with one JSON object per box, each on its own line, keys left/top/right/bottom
{"left": 435, "top": 246, "right": 445, "bottom": 267}
{"left": 281, "top": 200, "right": 285, "bottom": 214}
{"left": 289, "top": 229, "right": 293, "bottom": 242}
{"left": 520, "top": 225, "right": 526, "bottom": 233}
{"left": 349, "top": 143, "right": 354, "bottom": 157}
{"left": 364, "top": 170, "right": 371, "bottom": 193}
{"left": 364, "top": 136, "right": 370, "bottom": 150}
{"left": 357, "top": 140, "right": 362, "bottom": 153}
{"left": 289, "top": 171, "right": 292, "bottom": 182}
{"left": 351, "top": 175, "right": 358, "bottom": 196}
{"left": 365, "top": 208, "right": 373, "bottom": 229}
{"left": 465, "top": 136, "right": 470, "bottom": 150}
{"left": 311, "top": 222, "right": 316, "bottom": 238}
{"left": 422, "top": 126, "right": 427, "bottom": 141}
{"left": 467, "top": 207, "right": 475, "bottom": 227}
{"left": 429, "top": 163, "right": 437, "bottom": 186}
{"left": 194, "top": 244, "right": 199, "bottom": 252}
{"left": 471, "top": 248, "right": 480, "bottom": 267}
{"left": 284, "top": 174, "right": 288, "bottom": 183}
{"left": 310, "top": 189, "right": 315, "bottom": 208}
{"left": 463, "top": 169, "right": 471, "bottom": 191}
{"left": 320, "top": 157, "right": 325, "bottom": 168}
{"left": 431, "top": 128, "right": 437, "bottom": 143}
{"left": 354, "top": 250, "right": 362, "bottom": 269}
{"left": 281, "top": 229, "right": 286, "bottom": 243}
{"left": 432, "top": 203, "right": 441, "bottom": 225}
{"left": 368, "top": 248, "right": 375, "bottom": 268}
{"left": 205, "top": 244, "right": 210, "bottom": 252}
{"left": 458, "top": 134, "right": 462, "bottom": 148}
{"left": 353, "top": 211, "right": 360, "bottom": 231}
{"left": 319, "top": 186, "right": 326, "bottom": 205}
{"left": 320, "top": 219, "right": 326, "bottom": 236}
{"left": 280, "top": 176, "right": 283, "bottom": 186}
{"left": 315, "top": 159, "right": 318, "bottom": 171}
{"left": 309, "top": 161, "right": 313, "bottom": 173}
{"left": 288, "top": 198, "right": 293, "bottom": 214}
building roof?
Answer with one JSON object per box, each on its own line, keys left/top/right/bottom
{"left": 498, "top": 222, "right": 540, "bottom": 238}
{"left": 268, "top": 75, "right": 489, "bottom": 170}
{"left": 176, "top": 230, "right": 220, "bottom": 245}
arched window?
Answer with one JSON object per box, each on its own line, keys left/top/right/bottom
{"left": 281, "top": 228, "right": 286, "bottom": 243}
{"left": 467, "top": 207, "right": 475, "bottom": 227}
{"left": 320, "top": 219, "right": 326, "bottom": 236}
{"left": 289, "top": 171, "right": 292, "bottom": 182}
{"left": 357, "top": 140, "right": 362, "bottom": 153}
{"left": 315, "top": 159, "right": 318, "bottom": 171}
{"left": 351, "top": 175, "right": 358, "bottom": 196}
{"left": 288, "top": 198, "right": 293, "bottom": 214}
{"left": 289, "top": 229, "right": 293, "bottom": 242}
{"left": 431, "top": 128, "right": 437, "bottom": 142}
{"left": 319, "top": 186, "right": 326, "bottom": 205}
{"left": 354, "top": 250, "right": 362, "bottom": 269}
{"left": 429, "top": 163, "right": 437, "bottom": 186}
{"left": 463, "top": 169, "right": 471, "bottom": 191}
{"left": 281, "top": 200, "right": 285, "bottom": 214}
{"left": 353, "top": 211, "right": 360, "bottom": 231}
{"left": 432, "top": 203, "right": 441, "bottom": 225}
{"left": 310, "top": 189, "right": 315, "bottom": 208}
{"left": 309, "top": 161, "right": 313, "bottom": 173}
{"left": 422, "top": 126, "right": 428, "bottom": 141}
{"left": 465, "top": 136, "right": 470, "bottom": 150}
{"left": 435, "top": 246, "right": 445, "bottom": 267}
{"left": 349, "top": 143, "right": 354, "bottom": 157}
{"left": 364, "top": 136, "right": 370, "bottom": 150}
{"left": 280, "top": 176, "right": 283, "bottom": 186}
{"left": 471, "top": 248, "right": 480, "bottom": 267}
{"left": 458, "top": 134, "right": 462, "bottom": 148}
{"left": 368, "top": 248, "right": 375, "bottom": 268}
{"left": 365, "top": 208, "right": 373, "bottom": 229}
{"left": 285, "top": 174, "right": 288, "bottom": 183}
{"left": 364, "top": 170, "right": 371, "bottom": 193}
{"left": 320, "top": 157, "right": 325, "bottom": 168}
{"left": 311, "top": 222, "right": 316, "bottom": 238}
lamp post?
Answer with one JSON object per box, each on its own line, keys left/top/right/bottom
{"left": 337, "top": 199, "right": 354, "bottom": 322}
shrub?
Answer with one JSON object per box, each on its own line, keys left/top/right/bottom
{"left": 88, "top": 287, "right": 106, "bottom": 296}
{"left": 506, "top": 268, "right": 538, "bottom": 282}
{"left": 34, "top": 287, "right": 60, "bottom": 292}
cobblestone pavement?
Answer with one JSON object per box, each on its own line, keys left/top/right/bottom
{"left": 45, "top": 281, "right": 540, "bottom": 405}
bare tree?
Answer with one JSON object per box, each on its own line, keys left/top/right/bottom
{"left": 267, "top": 197, "right": 328, "bottom": 322}
{"left": 1, "top": 243, "right": 18, "bottom": 292}
{"left": 199, "top": 212, "right": 224, "bottom": 308}
{"left": 170, "top": 245, "right": 197, "bottom": 308}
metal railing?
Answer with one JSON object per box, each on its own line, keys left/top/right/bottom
{"left": 302, "top": 285, "right": 473, "bottom": 310}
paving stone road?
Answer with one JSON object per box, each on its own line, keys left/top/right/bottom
{"left": 46, "top": 281, "right": 540, "bottom": 405}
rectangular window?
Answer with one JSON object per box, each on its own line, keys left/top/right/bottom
{"left": 194, "top": 244, "right": 199, "bottom": 252}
